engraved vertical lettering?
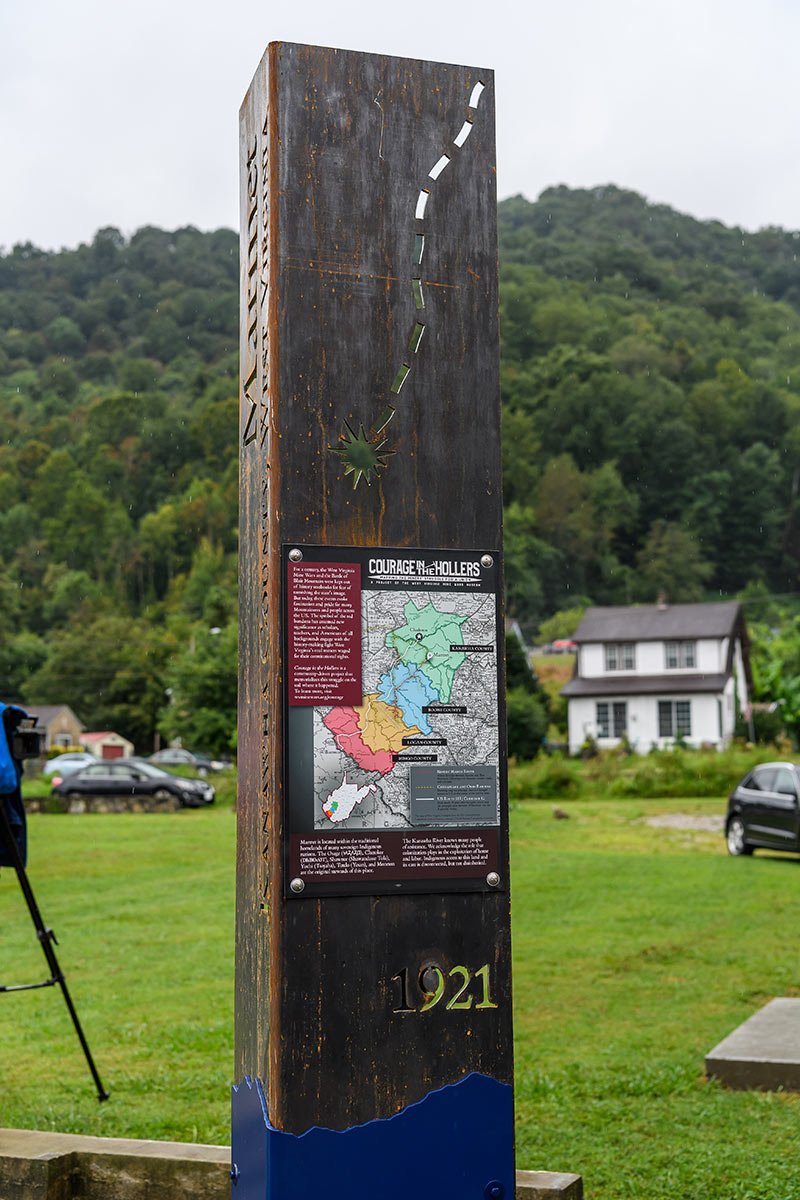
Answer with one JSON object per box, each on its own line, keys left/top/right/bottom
{"left": 243, "top": 135, "right": 261, "bottom": 446}
{"left": 256, "top": 105, "right": 273, "bottom": 900}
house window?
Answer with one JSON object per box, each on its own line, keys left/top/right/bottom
{"left": 664, "top": 641, "right": 696, "bottom": 669}
{"left": 658, "top": 700, "right": 692, "bottom": 738}
{"left": 605, "top": 643, "right": 635, "bottom": 671}
{"left": 596, "top": 701, "right": 627, "bottom": 739}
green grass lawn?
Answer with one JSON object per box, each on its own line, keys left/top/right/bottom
{"left": 512, "top": 798, "right": 800, "bottom": 1199}
{"left": 0, "top": 807, "right": 236, "bottom": 1144}
{"left": 2, "top": 793, "right": 800, "bottom": 1198}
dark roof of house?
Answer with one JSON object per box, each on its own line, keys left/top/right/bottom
{"left": 22, "top": 704, "right": 84, "bottom": 729}
{"left": 562, "top": 673, "right": 729, "bottom": 698}
{"left": 573, "top": 602, "right": 742, "bottom": 643}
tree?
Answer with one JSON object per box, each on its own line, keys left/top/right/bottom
{"left": 636, "top": 521, "right": 712, "bottom": 603}
{"left": 713, "top": 444, "right": 784, "bottom": 592}
{"left": 500, "top": 407, "right": 541, "bottom": 506}
{"left": 506, "top": 688, "right": 549, "bottom": 761}
{"left": 26, "top": 616, "right": 172, "bottom": 749}
{"left": 44, "top": 316, "right": 85, "bottom": 356}
{"left": 160, "top": 622, "right": 237, "bottom": 756}
{"left": 748, "top": 615, "right": 800, "bottom": 746}
{"left": 41, "top": 566, "right": 103, "bottom": 627}
{"left": 503, "top": 503, "right": 564, "bottom": 635}
{"left": 0, "top": 566, "right": 23, "bottom": 627}
{"left": 505, "top": 631, "right": 549, "bottom": 760}
{"left": 538, "top": 608, "right": 585, "bottom": 644}
{"left": 0, "top": 632, "right": 47, "bottom": 703}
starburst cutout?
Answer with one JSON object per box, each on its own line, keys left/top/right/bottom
{"left": 331, "top": 421, "right": 393, "bottom": 489}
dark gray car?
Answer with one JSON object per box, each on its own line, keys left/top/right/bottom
{"left": 52, "top": 758, "right": 215, "bottom": 808}
{"left": 726, "top": 762, "right": 800, "bottom": 856}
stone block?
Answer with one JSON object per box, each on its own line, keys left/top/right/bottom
{"left": 0, "top": 1148, "right": 74, "bottom": 1200}
{"left": 0, "top": 1130, "right": 229, "bottom": 1200}
{"left": 516, "top": 1169, "right": 584, "bottom": 1199}
{"left": 0, "top": 1129, "right": 581, "bottom": 1198}
{"left": 706, "top": 997, "right": 800, "bottom": 1091}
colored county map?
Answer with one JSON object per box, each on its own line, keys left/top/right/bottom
{"left": 323, "top": 694, "right": 422, "bottom": 775}
{"left": 385, "top": 601, "right": 468, "bottom": 703}
{"left": 313, "top": 590, "right": 498, "bottom": 830}
{"left": 376, "top": 661, "right": 439, "bottom": 734}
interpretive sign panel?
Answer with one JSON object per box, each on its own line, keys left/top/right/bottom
{"left": 284, "top": 544, "right": 505, "bottom": 896}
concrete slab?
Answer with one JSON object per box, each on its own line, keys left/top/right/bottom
{"left": 517, "top": 1169, "right": 583, "bottom": 1199}
{"left": 0, "top": 1128, "right": 228, "bottom": 1160}
{"left": 0, "top": 1129, "right": 230, "bottom": 1200}
{"left": 706, "top": 997, "right": 800, "bottom": 1091}
{"left": 0, "top": 1129, "right": 581, "bottom": 1199}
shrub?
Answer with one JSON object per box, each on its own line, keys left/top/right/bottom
{"left": 734, "top": 708, "right": 786, "bottom": 745}
{"left": 506, "top": 687, "right": 548, "bottom": 761}
{"left": 507, "top": 744, "right": 782, "bottom": 802}
{"left": 508, "top": 754, "right": 583, "bottom": 801}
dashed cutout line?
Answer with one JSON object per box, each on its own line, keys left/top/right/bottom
{"left": 392, "top": 78, "right": 484, "bottom": 397}
{"left": 333, "top": 79, "right": 485, "bottom": 488}
{"left": 428, "top": 154, "right": 450, "bottom": 180}
{"left": 453, "top": 121, "right": 472, "bottom": 148}
{"left": 468, "top": 81, "right": 485, "bottom": 108}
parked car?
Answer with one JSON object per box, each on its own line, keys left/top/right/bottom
{"left": 726, "top": 762, "right": 800, "bottom": 856}
{"left": 43, "top": 752, "right": 96, "bottom": 777}
{"left": 149, "top": 748, "right": 228, "bottom": 774}
{"left": 51, "top": 758, "right": 215, "bottom": 807}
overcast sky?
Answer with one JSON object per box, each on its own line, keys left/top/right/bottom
{"left": 2, "top": 0, "right": 799, "bottom": 251}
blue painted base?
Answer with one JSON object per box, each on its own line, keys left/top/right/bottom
{"left": 231, "top": 1072, "right": 514, "bottom": 1200}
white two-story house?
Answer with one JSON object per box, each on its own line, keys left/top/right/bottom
{"left": 562, "top": 602, "right": 751, "bottom": 754}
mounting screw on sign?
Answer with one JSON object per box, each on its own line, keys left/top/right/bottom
{"left": 484, "top": 1182, "right": 504, "bottom": 1200}
{"left": 289, "top": 548, "right": 303, "bottom": 562}
{"left": 486, "top": 872, "right": 500, "bottom": 887}
{"left": 230, "top": 1163, "right": 240, "bottom": 1184}
{"left": 480, "top": 554, "right": 493, "bottom": 568}
{"left": 290, "top": 877, "right": 305, "bottom": 893}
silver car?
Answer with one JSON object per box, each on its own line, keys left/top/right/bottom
{"left": 43, "top": 752, "right": 96, "bottom": 777}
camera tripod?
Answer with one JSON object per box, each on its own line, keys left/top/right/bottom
{"left": 0, "top": 797, "right": 109, "bottom": 1101}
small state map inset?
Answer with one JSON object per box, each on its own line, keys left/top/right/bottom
{"left": 313, "top": 591, "right": 498, "bottom": 829}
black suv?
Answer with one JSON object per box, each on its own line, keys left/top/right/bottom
{"left": 726, "top": 762, "right": 800, "bottom": 856}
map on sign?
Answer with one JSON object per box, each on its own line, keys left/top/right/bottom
{"left": 312, "top": 590, "right": 499, "bottom": 829}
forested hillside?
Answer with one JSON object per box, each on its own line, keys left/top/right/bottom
{"left": 0, "top": 227, "right": 240, "bottom": 751}
{"left": 2, "top": 189, "right": 799, "bottom": 749}
{"left": 499, "top": 186, "right": 800, "bottom": 633}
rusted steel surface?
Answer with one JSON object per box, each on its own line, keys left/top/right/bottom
{"left": 238, "top": 42, "right": 511, "bottom": 1135}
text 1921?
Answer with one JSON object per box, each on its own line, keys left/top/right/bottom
{"left": 391, "top": 963, "right": 498, "bottom": 1013}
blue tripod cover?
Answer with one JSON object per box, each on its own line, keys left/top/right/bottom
{"left": 0, "top": 702, "right": 28, "bottom": 867}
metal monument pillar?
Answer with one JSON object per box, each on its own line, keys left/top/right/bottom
{"left": 234, "top": 42, "right": 514, "bottom": 1199}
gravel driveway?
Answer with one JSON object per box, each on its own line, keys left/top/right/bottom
{"left": 645, "top": 813, "right": 725, "bottom": 832}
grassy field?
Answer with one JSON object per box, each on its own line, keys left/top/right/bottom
{"left": 0, "top": 806, "right": 235, "bottom": 1144}
{"left": 2, "top": 789, "right": 800, "bottom": 1198}
{"left": 512, "top": 798, "right": 800, "bottom": 1200}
